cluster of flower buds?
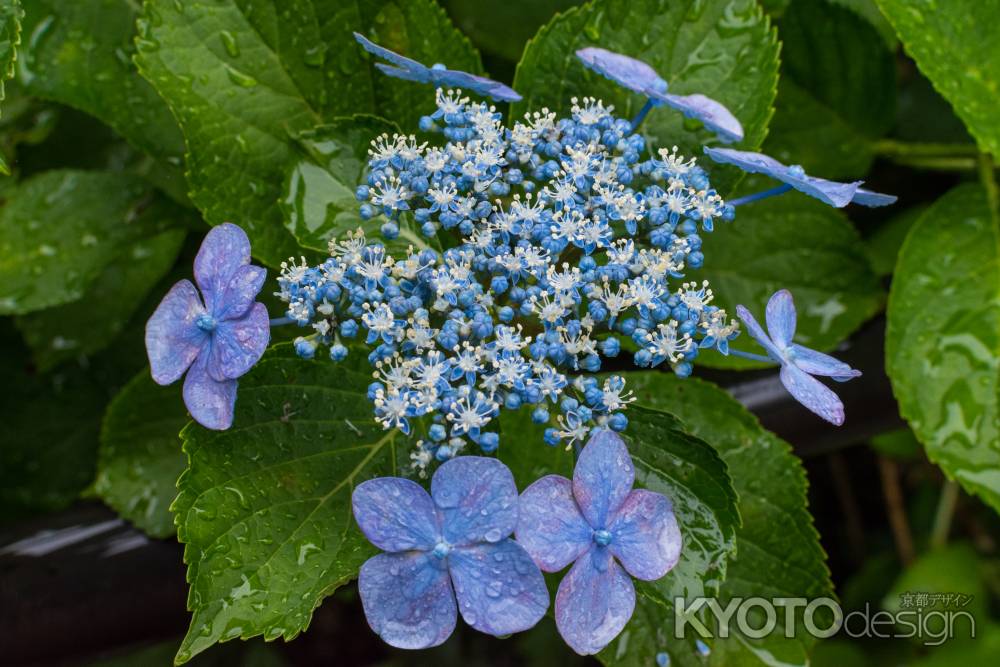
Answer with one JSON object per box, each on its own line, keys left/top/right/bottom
{"left": 275, "top": 88, "right": 740, "bottom": 470}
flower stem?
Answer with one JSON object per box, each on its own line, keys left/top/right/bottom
{"left": 629, "top": 98, "right": 656, "bottom": 133}
{"left": 269, "top": 316, "right": 295, "bottom": 326}
{"left": 727, "top": 348, "right": 774, "bottom": 364}
{"left": 874, "top": 139, "right": 979, "bottom": 158}
{"left": 930, "top": 480, "right": 959, "bottom": 550}
{"left": 728, "top": 184, "right": 792, "bottom": 207}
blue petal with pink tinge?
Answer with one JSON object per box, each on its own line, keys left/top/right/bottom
{"left": 555, "top": 546, "right": 636, "bottom": 656}
{"left": 354, "top": 33, "right": 521, "bottom": 102}
{"left": 608, "top": 489, "right": 682, "bottom": 581}
{"left": 358, "top": 551, "right": 456, "bottom": 650}
{"left": 516, "top": 475, "right": 592, "bottom": 572}
{"left": 572, "top": 429, "right": 635, "bottom": 528}
{"left": 448, "top": 540, "right": 550, "bottom": 636}
{"left": 704, "top": 147, "right": 896, "bottom": 207}
{"left": 353, "top": 477, "right": 440, "bottom": 552}
{"left": 432, "top": 456, "right": 519, "bottom": 547}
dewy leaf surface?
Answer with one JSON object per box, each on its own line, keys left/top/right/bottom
{"left": 512, "top": 0, "right": 780, "bottom": 193}
{"left": 96, "top": 371, "right": 191, "bottom": 538}
{"left": 17, "top": 226, "right": 186, "bottom": 371}
{"left": 0, "top": 170, "right": 176, "bottom": 315}
{"left": 19, "top": 0, "right": 186, "bottom": 173}
{"left": 135, "top": 0, "right": 481, "bottom": 266}
{"left": 598, "top": 374, "right": 833, "bottom": 667}
{"left": 692, "top": 191, "right": 883, "bottom": 369}
{"left": 886, "top": 184, "right": 1000, "bottom": 512}
{"left": 875, "top": 0, "right": 1000, "bottom": 157}
{"left": 765, "top": 0, "right": 895, "bottom": 179}
{"left": 172, "top": 345, "right": 400, "bottom": 663}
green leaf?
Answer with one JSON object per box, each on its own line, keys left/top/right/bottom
{"left": 874, "top": 0, "right": 1000, "bottom": 157}
{"left": 828, "top": 0, "right": 898, "bottom": 49}
{"left": 281, "top": 116, "right": 397, "bottom": 253}
{"left": 599, "top": 374, "right": 833, "bottom": 667}
{"left": 135, "top": 0, "right": 480, "bottom": 266}
{"left": 0, "top": 170, "right": 176, "bottom": 315}
{"left": 0, "top": 0, "right": 22, "bottom": 176}
{"left": 864, "top": 205, "right": 926, "bottom": 278}
{"left": 95, "top": 370, "right": 190, "bottom": 538}
{"left": 443, "top": 0, "right": 582, "bottom": 63}
{"left": 886, "top": 183, "right": 1000, "bottom": 512}
{"left": 16, "top": 226, "right": 186, "bottom": 371}
{"left": 172, "top": 345, "right": 401, "bottom": 663}
{"left": 498, "top": 405, "right": 740, "bottom": 657}
{"left": 511, "top": 0, "right": 780, "bottom": 193}
{"left": 693, "top": 192, "right": 883, "bottom": 369}
{"left": 766, "top": 0, "right": 896, "bottom": 179}
{"left": 18, "top": 0, "right": 186, "bottom": 174}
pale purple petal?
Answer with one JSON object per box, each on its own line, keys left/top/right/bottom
{"left": 516, "top": 475, "right": 592, "bottom": 572}
{"left": 432, "top": 456, "right": 518, "bottom": 546}
{"left": 375, "top": 62, "right": 428, "bottom": 83}
{"left": 358, "top": 551, "right": 456, "bottom": 650}
{"left": 555, "top": 547, "right": 636, "bottom": 656}
{"left": 703, "top": 147, "right": 861, "bottom": 207}
{"left": 608, "top": 489, "right": 681, "bottom": 581}
{"left": 734, "top": 304, "right": 781, "bottom": 361}
{"left": 852, "top": 188, "right": 897, "bottom": 207}
{"left": 765, "top": 289, "right": 797, "bottom": 349}
{"left": 206, "top": 303, "right": 270, "bottom": 381}
{"left": 576, "top": 47, "right": 665, "bottom": 96}
{"left": 353, "top": 477, "right": 440, "bottom": 552}
{"left": 145, "top": 279, "right": 208, "bottom": 385}
{"left": 194, "top": 223, "right": 251, "bottom": 314}
{"left": 353, "top": 32, "right": 428, "bottom": 76}
{"left": 448, "top": 540, "right": 549, "bottom": 636}
{"left": 789, "top": 344, "right": 862, "bottom": 381}
{"left": 434, "top": 69, "right": 522, "bottom": 102}
{"left": 182, "top": 354, "right": 237, "bottom": 430}
{"left": 215, "top": 265, "right": 266, "bottom": 321}
{"left": 780, "top": 364, "right": 845, "bottom": 426}
{"left": 573, "top": 429, "right": 634, "bottom": 529}
{"left": 655, "top": 92, "right": 744, "bottom": 143}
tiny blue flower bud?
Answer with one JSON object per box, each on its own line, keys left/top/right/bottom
{"left": 329, "top": 343, "right": 348, "bottom": 361}
{"left": 478, "top": 432, "right": 499, "bottom": 453}
{"left": 531, "top": 406, "right": 549, "bottom": 424}
{"left": 608, "top": 413, "right": 628, "bottom": 431}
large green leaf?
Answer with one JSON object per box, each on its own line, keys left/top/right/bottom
{"left": 874, "top": 0, "right": 1000, "bottom": 157}
{"left": 886, "top": 184, "right": 1000, "bottom": 512}
{"left": 172, "top": 345, "right": 400, "bottom": 663}
{"left": 95, "top": 370, "right": 190, "bottom": 538}
{"left": 19, "top": 0, "right": 185, "bottom": 174}
{"left": 443, "top": 0, "right": 583, "bottom": 63}
{"left": 599, "top": 374, "right": 833, "bottom": 667}
{"left": 498, "top": 405, "right": 740, "bottom": 660}
{"left": 0, "top": 0, "right": 22, "bottom": 174}
{"left": 0, "top": 170, "right": 176, "bottom": 315}
{"left": 281, "top": 116, "right": 398, "bottom": 252}
{"left": 16, "top": 226, "right": 186, "bottom": 371}
{"left": 693, "top": 192, "right": 883, "bottom": 369}
{"left": 135, "top": 0, "right": 481, "bottom": 266}
{"left": 864, "top": 205, "right": 926, "bottom": 278}
{"left": 766, "top": 0, "right": 895, "bottom": 179}
{"left": 511, "top": 0, "right": 780, "bottom": 193}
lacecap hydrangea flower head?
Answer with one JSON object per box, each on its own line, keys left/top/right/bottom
{"left": 144, "top": 39, "right": 886, "bottom": 657}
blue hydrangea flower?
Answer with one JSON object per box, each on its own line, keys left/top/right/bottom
{"left": 145, "top": 224, "right": 269, "bottom": 430}
{"left": 352, "top": 456, "right": 549, "bottom": 649}
{"left": 354, "top": 33, "right": 522, "bottom": 102}
{"left": 736, "top": 289, "right": 861, "bottom": 425}
{"left": 516, "top": 429, "right": 682, "bottom": 655}
{"left": 576, "top": 46, "right": 744, "bottom": 143}
{"left": 703, "top": 147, "right": 897, "bottom": 208}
